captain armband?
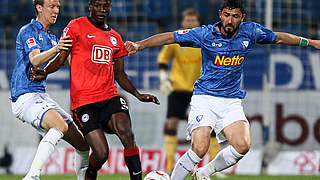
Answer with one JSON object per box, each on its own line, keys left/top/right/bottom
{"left": 299, "top": 37, "right": 309, "bottom": 47}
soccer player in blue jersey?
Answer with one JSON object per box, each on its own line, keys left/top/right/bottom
{"left": 10, "top": 0, "right": 89, "bottom": 180}
{"left": 125, "top": 0, "right": 320, "bottom": 179}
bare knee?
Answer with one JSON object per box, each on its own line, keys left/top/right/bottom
{"left": 118, "top": 128, "right": 135, "bottom": 148}
{"left": 53, "top": 122, "right": 68, "bottom": 134}
{"left": 191, "top": 143, "right": 209, "bottom": 158}
{"left": 166, "top": 118, "right": 179, "bottom": 130}
{"left": 233, "top": 139, "right": 251, "bottom": 155}
{"left": 191, "top": 127, "right": 212, "bottom": 158}
{"left": 93, "top": 147, "right": 109, "bottom": 162}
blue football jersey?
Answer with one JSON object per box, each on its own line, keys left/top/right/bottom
{"left": 173, "top": 21, "right": 277, "bottom": 99}
{"left": 10, "top": 19, "right": 58, "bottom": 102}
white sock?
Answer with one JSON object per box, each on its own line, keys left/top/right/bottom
{"left": 198, "top": 145, "right": 244, "bottom": 177}
{"left": 75, "top": 150, "right": 89, "bottom": 180}
{"left": 26, "top": 128, "right": 63, "bottom": 177}
{"left": 171, "top": 149, "right": 201, "bottom": 180}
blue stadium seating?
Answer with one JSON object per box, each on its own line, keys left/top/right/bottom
{"left": 111, "top": 0, "right": 133, "bottom": 17}
{"left": 126, "top": 23, "right": 157, "bottom": 41}
{"left": 140, "top": 0, "right": 170, "bottom": 19}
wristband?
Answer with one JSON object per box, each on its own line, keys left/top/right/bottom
{"left": 299, "top": 37, "right": 309, "bottom": 46}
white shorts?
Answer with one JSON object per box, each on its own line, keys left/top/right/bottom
{"left": 186, "top": 95, "right": 249, "bottom": 143}
{"left": 11, "top": 93, "right": 72, "bottom": 135}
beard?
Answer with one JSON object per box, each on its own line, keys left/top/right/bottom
{"left": 223, "top": 24, "right": 238, "bottom": 37}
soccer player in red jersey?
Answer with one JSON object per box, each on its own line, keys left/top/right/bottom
{"left": 31, "top": 0, "right": 160, "bottom": 179}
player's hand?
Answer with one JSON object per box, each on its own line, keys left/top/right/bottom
{"left": 160, "top": 80, "right": 173, "bottom": 95}
{"left": 136, "top": 93, "right": 160, "bottom": 105}
{"left": 55, "top": 36, "right": 72, "bottom": 53}
{"left": 125, "top": 41, "right": 140, "bottom": 56}
{"left": 310, "top": 39, "right": 320, "bottom": 50}
{"left": 30, "top": 67, "right": 47, "bottom": 81}
{"left": 159, "top": 70, "right": 173, "bottom": 95}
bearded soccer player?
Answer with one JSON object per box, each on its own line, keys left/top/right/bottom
{"left": 10, "top": 0, "right": 89, "bottom": 180}
{"left": 125, "top": 0, "right": 320, "bottom": 179}
{"left": 30, "top": 0, "right": 159, "bottom": 180}
{"left": 157, "top": 8, "right": 222, "bottom": 177}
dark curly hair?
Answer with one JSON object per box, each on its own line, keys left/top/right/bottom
{"left": 220, "top": 0, "right": 246, "bottom": 14}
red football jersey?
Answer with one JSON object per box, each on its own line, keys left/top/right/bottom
{"left": 63, "top": 17, "right": 128, "bottom": 110}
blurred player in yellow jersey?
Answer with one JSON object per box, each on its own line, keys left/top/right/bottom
{"left": 158, "top": 8, "right": 224, "bottom": 177}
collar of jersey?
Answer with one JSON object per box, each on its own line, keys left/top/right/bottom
{"left": 31, "top": 19, "right": 44, "bottom": 30}
{"left": 87, "top": 16, "right": 111, "bottom": 31}
{"left": 30, "top": 19, "right": 52, "bottom": 34}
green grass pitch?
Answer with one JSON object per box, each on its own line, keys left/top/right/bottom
{"left": 0, "top": 174, "right": 319, "bottom": 180}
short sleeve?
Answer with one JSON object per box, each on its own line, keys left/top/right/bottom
{"left": 63, "top": 20, "right": 79, "bottom": 45}
{"left": 173, "top": 26, "right": 203, "bottom": 48}
{"left": 20, "top": 30, "right": 41, "bottom": 55}
{"left": 254, "top": 23, "right": 277, "bottom": 44}
{"left": 157, "top": 45, "right": 175, "bottom": 64}
{"left": 113, "top": 35, "right": 128, "bottom": 58}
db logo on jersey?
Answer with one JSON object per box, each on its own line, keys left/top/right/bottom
{"left": 91, "top": 45, "right": 113, "bottom": 64}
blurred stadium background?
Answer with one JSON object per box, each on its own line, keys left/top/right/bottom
{"left": 1, "top": 0, "right": 320, "bottom": 178}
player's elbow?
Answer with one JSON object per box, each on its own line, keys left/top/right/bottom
{"left": 30, "top": 58, "right": 42, "bottom": 67}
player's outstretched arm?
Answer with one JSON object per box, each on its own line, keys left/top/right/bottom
{"left": 274, "top": 32, "right": 320, "bottom": 49}
{"left": 113, "top": 57, "right": 160, "bottom": 105}
{"left": 30, "top": 49, "right": 71, "bottom": 81}
{"left": 125, "top": 32, "right": 175, "bottom": 55}
{"left": 29, "top": 36, "right": 72, "bottom": 67}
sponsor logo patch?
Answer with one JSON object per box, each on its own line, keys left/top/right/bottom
{"left": 214, "top": 55, "right": 245, "bottom": 66}
{"left": 87, "top": 34, "right": 95, "bottom": 38}
{"left": 177, "top": 29, "right": 190, "bottom": 34}
{"left": 27, "top": 38, "right": 37, "bottom": 48}
{"left": 91, "top": 45, "right": 113, "bottom": 64}
{"left": 212, "top": 42, "right": 223, "bottom": 47}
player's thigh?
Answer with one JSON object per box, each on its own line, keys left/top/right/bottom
{"left": 41, "top": 109, "right": 68, "bottom": 132}
{"left": 11, "top": 93, "right": 67, "bottom": 132}
{"left": 191, "top": 126, "right": 212, "bottom": 157}
{"left": 85, "top": 129, "right": 109, "bottom": 158}
{"left": 108, "top": 112, "right": 132, "bottom": 135}
{"left": 214, "top": 97, "right": 250, "bottom": 144}
{"left": 186, "top": 95, "right": 216, "bottom": 141}
{"left": 72, "top": 104, "right": 101, "bottom": 136}
{"left": 63, "top": 122, "right": 89, "bottom": 151}
{"left": 103, "top": 96, "right": 131, "bottom": 134}
{"left": 222, "top": 120, "right": 251, "bottom": 153}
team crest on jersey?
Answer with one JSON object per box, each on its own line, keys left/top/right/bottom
{"left": 177, "top": 29, "right": 190, "bottom": 34}
{"left": 110, "top": 36, "right": 117, "bottom": 46}
{"left": 196, "top": 115, "right": 203, "bottom": 122}
{"left": 26, "top": 37, "right": 37, "bottom": 48}
{"left": 242, "top": 41, "right": 249, "bottom": 49}
{"left": 82, "top": 114, "right": 89, "bottom": 123}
